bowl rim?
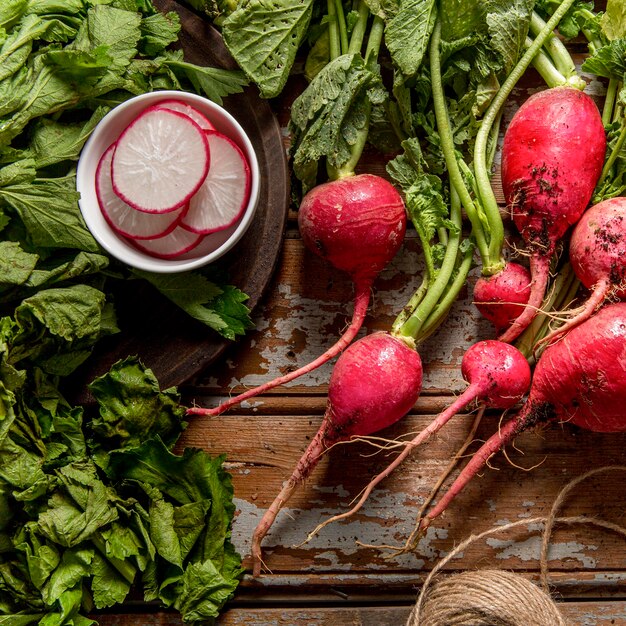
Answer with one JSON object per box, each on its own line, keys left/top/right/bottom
{"left": 76, "top": 90, "right": 261, "bottom": 273}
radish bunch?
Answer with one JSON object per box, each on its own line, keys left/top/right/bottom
{"left": 96, "top": 99, "right": 251, "bottom": 259}
{"left": 420, "top": 303, "right": 626, "bottom": 532}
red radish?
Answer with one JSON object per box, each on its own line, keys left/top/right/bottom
{"left": 250, "top": 331, "right": 423, "bottom": 576}
{"left": 304, "top": 340, "right": 530, "bottom": 537}
{"left": 154, "top": 98, "right": 215, "bottom": 130}
{"left": 496, "top": 88, "right": 606, "bottom": 343}
{"left": 181, "top": 131, "right": 251, "bottom": 234}
{"left": 111, "top": 106, "right": 210, "bottom": 214}
{"left": 131, "top": 224, "right": 202, "bottom": 258}
{"left": 96, "top": 145, "right": 186, "bottom": 240}
{"left": 187, "top": 173, "right": 407, "bottom": 419}
{"left": 474, "top": 263, "right": 532, "bottom": 332}
{"left": 421, "top": 302, "right": 626, "bottom": 531}
{"left": 541, "top": 198, "right": 626, "bottom": 344}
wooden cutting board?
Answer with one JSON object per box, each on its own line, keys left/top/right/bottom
{"left": 65, "top": 0, "right": 289, "bottom": 403}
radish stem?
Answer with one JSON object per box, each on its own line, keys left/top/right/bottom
{"left": 187, "top": 282, "right": 372, "bottom": 418}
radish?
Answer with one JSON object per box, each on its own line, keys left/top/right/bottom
{"left": 180, "top": 131, "right": 251, "bottom": 234}
{"left": 187, "top": 173, "right": 407, "bottom": 418}
{"left": 131, "top": 224, "right": 202, "bottom": 258}
{"left": 540, "top": 198, "right": 626, "bottom": 344}
{"left": 497, "top": 87, "right": 606, "bottom": 343}
{"left": 421, "top": 302, "right": 626, "bottom": 531}
{"left": 250, "top": 331, "right": 423, "bottom": 576}
{"left": 154, "top": 98, "right": 215, "bottom": 131}
{"left": 473, "top": 263, "right": 532, "bottom": 332}
{"left": 111, "top": 106, "right": 210, "bottom": 213}
{"left": 304, "top": 340, "right": 530, "bottom": 538}
{"left": 96, "top": 144, "right": 186, "bottom": 240}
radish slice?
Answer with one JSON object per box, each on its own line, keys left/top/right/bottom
{"left": 154, "top": 99, "right": 215, "bottom": 131}
{"left": 96, "top": 145, "right": 186, "bottom": 240}
{"left": 111, "top": 106, "right": 210, "bottom": 214}
{"left": 181, "top": 131, "right": 251, "bottom": 234}
{"left": 131, "top": 225, "right": 203, "bottom": 259}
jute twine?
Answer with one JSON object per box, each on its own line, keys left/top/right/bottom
{"left": 407, "top": 466, "right": 626, "bottom": 626}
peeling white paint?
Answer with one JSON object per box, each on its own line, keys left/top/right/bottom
{"left": 486, "top": 536, "right": 598, "bottom": 568}
{"left": 486, "top": 499, "right": 497, "bottom": 512}
{"left": 231, "top": 489, "right": 449, "bottom": 570}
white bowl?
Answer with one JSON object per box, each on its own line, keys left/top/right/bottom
{"left": 76, "top": 90, "right": 260, "bottom": 273}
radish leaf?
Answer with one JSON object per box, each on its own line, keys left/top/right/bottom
{"left": 222, "top": 0, "right": 314, "bottom": 98}
{"left": 385, "top": 0, "right": 436, "bottom": 77}
{"left": 290, "top": 53, "right": 385, "bottom": 192}
{"left": 135, "top": 270, "right": 253, "bottom": 340}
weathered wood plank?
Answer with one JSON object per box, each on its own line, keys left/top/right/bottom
{"left": 92, "top": 600, "right": 626, "bottom": 625}
{"left": 178, "top": 409, "right": 626, "bottom": 578}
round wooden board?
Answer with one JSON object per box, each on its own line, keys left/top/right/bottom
{"left": 65, "top": 0, "right": 289, "bottom": 404}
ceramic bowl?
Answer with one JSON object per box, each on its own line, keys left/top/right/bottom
{"left": 76, "top": 90, "right": 260, "bottom": 273}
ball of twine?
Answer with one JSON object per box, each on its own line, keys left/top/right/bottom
{"left": 406, "top": 466, "right": 626, "bottom": 626}
{"left": 408, "top": 568, "right": 566, "bottom": 626}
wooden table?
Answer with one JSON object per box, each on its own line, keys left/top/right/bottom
{"left": 96, "top": 54, "right": 626, "bottom": 625}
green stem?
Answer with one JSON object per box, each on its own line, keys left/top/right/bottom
{"left": 364, "top": 15, "right": 384, "bottom": 70}
{"left": 579, "top": 9, "right": 603, "bottom": 53}
{"left": 597, "top": 116, "right": 626, "bottom": 188}
{"left": 348, "top": 1, "right": 369, "bottom": 54}
{"left": 474, "top": 0, "right": 579, "bottom": 275}
{"left": 419, "top": 237, "right": 474, "bottom": 342}
{"left": 603, "top": 78, "right": 619, "bottom": 126}
{"left": 527, "top": 37, "right": 568, "bottom": 88}
{"left": 327, "top": 0, "right": 341, "bottom": 60}
{"left": 529, "top": 10, "right": 583, "bottom": 87}
{"left": 486, "top": 109, "right": 503, "bottom": 172}
{"left": 334, "top": 0, "right": 349, "bottom": 55}
{"left": 392, "top": 274, "right": 429, "bottom": 333}
{"left": 396, "top": 182, "right": 463, "bottom": 340}
{"left": 430, "top": 19, "right": 491, "bottom": 265}
{"left": 515, "top": 263, "right": 579, "bottom": 361}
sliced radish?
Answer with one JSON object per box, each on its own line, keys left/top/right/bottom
{"left": 96, "top": 144, "right": 186, "bottom": 240}
{"left": 154, "top": 98, "right": 215, "bottom": 131}
{"left": 130, "top": 224, "right": 203, "bottom": 259}
{"left": 180, "top": 131, "right": 251, "bottom": 234}
{"left": 111, "top": 106, "right": 209, "bottom": 214}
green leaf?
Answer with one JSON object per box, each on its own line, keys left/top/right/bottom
{"left": 164, "top": 53, "right": 248, "bottom": 105}
{"left": 15, "top": 284, "right": 106, "bottom": 344}
{"left": 485, "top": 0, "right": 534, "bottom": 74}
{"left": 0, "top": 0, "right": 28, "bottom": 30}
{"left": 139, "top": 11, "right": 180, "bottom": 56}
{"left": 23, "top": 252, "right": 110, "bottom": 292}
{"left": 222, "top": 0, "right": 314, "bottom": 98}
{"left": 28, "top": 107, "right": 109, "bottom": 169}
{"left": 175, "top": 559, "right": 241, "bottom": 621}
{"left": 135, "top": 270, "right": 253, "bottom": 340}
{"left": 90, "top": 552, "right": 131, "bottom": 609}
{"left": 37, "top": 462, "right": 119, "bottom": 548}
{"left": 440, "top": 0, "right": 485, "bottom": 42}
{"left": 601, "top": 0, "right": 626, "bottom": 41}
{"left": 385, "top": 0, "right": 436, "bottom": 77}
{"left": 70, "top": 5, "right": 141, "bottom": 73}
{"left": 88, "top": 356, "right": 186, "bottom": 453}
{"left": 582, "top": 38, "right": 626, "bottom": 79}
{"left": 0, "top": 174, "right": 99, "bottom": 252}
{"left": 0, "top": 241, "right": 38, "bottom": 291}
{"left": 290, "top": 53, "right": 383, "bottom": 191}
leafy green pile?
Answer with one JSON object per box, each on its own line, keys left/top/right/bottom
{"left": 0, "top": 0, "right": 254, "bottom": 343}
{"left": 0, "top": 340, "right": 242, "bottom": 624}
